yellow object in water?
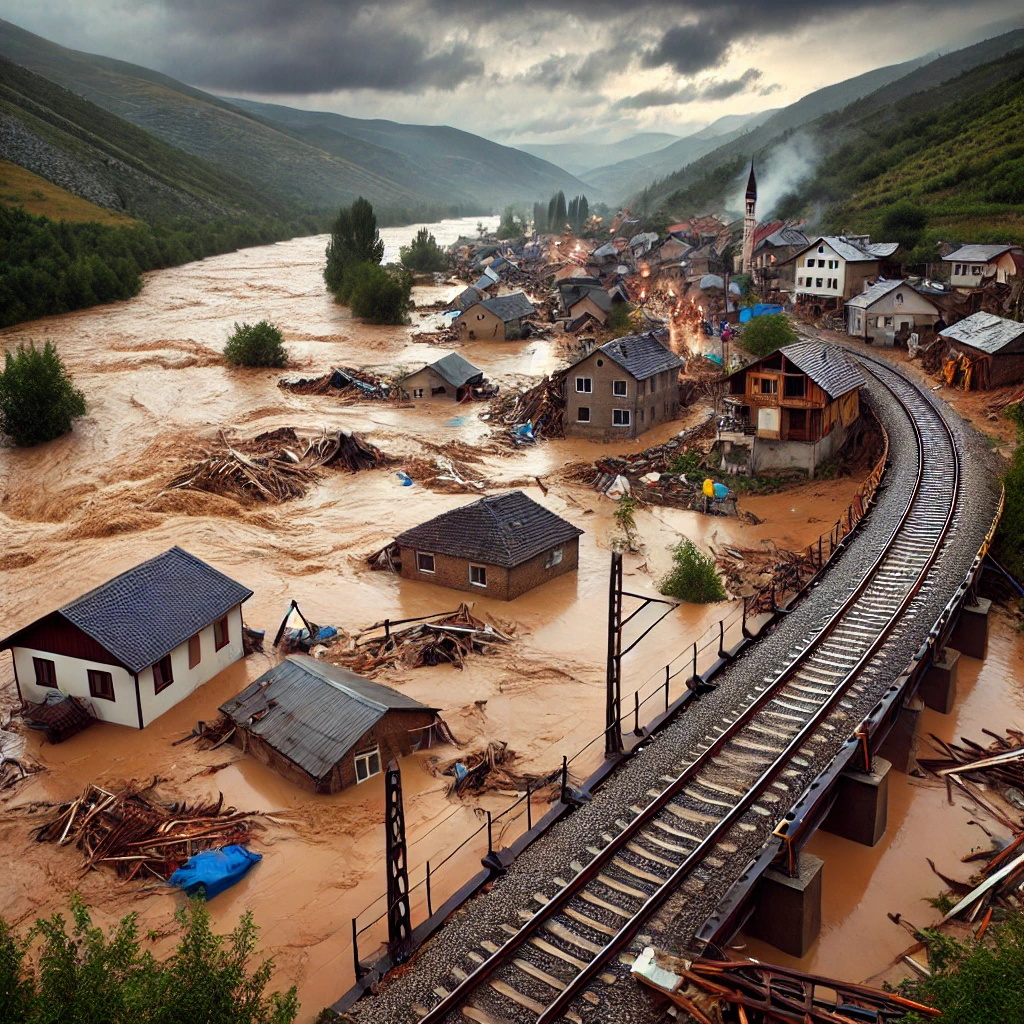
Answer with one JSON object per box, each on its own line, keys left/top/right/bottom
{"left": 702, "top": 478, "right": 715, "bottom": 498}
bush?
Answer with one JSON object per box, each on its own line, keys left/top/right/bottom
{"left": 0, "top": 341, "right": 86, "bottom": 446}
{"left": 881, "top": 199, "right": 928, "bottom": 251}
{"left": 994, "top": 404, "right": 1024, "bottom": 583}
{"left": 740, "top": 313, "right": 797, "bottom": 358}
{"left": 607, "top": 303, "right": 636, "bottom": 338}
{"left": 658, "top": 539, "right": 727, "bottom": 603}
{"left": 344, "top": 263, "right": 412, "bottom": 325}
{"left": 223, "top": 321, "right": 289, "bottom": 368}
{"left": 399, "top": 228, "right": 448, "bottom": 273}
{"left": 0, "top": 896, "right": 298, "bottom": 1023}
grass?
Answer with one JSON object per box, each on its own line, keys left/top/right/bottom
{"left": 0, "top": 159, "right": 135, "bottom": 225}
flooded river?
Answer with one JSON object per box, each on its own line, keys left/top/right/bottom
{"left": 0, "top": 216, "right": 880, "bottom": 1017}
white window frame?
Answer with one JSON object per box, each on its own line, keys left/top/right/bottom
{"left": 612, "top": 409, "right": 631, "bottom": 427}
{"left": 612, "top": 379, "right": 628, "bottom": 397}
{"left": 575, "top": 376, "right": 592, "bottom": 393}
{"left": 469, "top": 564, "right": 488, "bottom": 588}
{"left": 412, "top": 388, "right": 424, "bottom": 399}
{"left": 545, "top": 548, "right": 563, "bottom": 568}
{"left": 416, "top": 551, "right": 436, "bottom": 574}
{"left": 354, "top": 746, "right": 382, "bottom": 784}
{"left": 576, "top": 406, "right": 591, "bottom": 422}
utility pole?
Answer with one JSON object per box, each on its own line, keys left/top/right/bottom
{"left": 605, "top": 552, "right": 624, "bottom": 758}
{"left": 385, "top": 760, "right": 412, "bottom": 964}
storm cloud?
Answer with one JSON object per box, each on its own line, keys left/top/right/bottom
{"left": 616, "top": 68, "right": 767, "bottom": 109}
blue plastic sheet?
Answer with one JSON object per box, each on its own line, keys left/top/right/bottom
{"left": 739, "top": 303, "right": 785, "bottom": 323}
{"left": 169, "top": 845, "right": 262, "bottom": 900}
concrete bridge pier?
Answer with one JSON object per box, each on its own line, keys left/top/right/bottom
{"left": 746, "top": 853, "right": 823, "bottom": 957}
{"left": 877, "top": 695, "right": 925, "bottom": 773}
{"left": 821, "top": 757, "right": 891, "bottom": 847}
{"left": 919, "top": 648, "right": 960, "bottom": 714}
{"left": 949, "top": 596, "right": 991, "bottom": 660}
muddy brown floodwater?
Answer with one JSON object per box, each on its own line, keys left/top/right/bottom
{"left": 0, "top": 218, "right": 870, "bottom": 1018}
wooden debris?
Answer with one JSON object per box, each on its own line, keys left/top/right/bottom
{"left": 487, "top": 371, "right": 568, "bottom": 442}
{"left": 434, "top": 741, "right": 563, "bottom": 799}
{"left": 33, "top": 781, "right": 265, "bottom": 881}
{"left": 715, "top": 542, "right": 819, "bottom": 609}
{"left": 278, "top": 366, "right": 400, "bottom": 403}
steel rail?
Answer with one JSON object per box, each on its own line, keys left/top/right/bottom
{"left": 418, "top": 358, "right": 959, "bottom": 1024}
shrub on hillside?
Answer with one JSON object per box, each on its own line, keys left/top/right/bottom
{"left": 0, "top": 341, "right": 86, "bottom": 446}
{"left": 399, "top": 228, "right": 448, "bottom": 273}
{"left": 344, "top": 263, "right": 412, "bottom": 325}
{"left": 607, "top": 302, "right": 636, "bottom": 338}
{"left": 658, "top": 539, "right": 726, "bottom": 603}
{"left": 223, "top": 321, "right": 289, "bottom": 368}
{"left": 740, "top": 314, "right": 797, "bottom": 358}
{"left": 0, "top": 896, "right": 298, "bottom": 1023}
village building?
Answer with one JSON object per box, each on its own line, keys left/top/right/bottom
{"left": 741, "top": 161, "right": 757, "bottom": 273}
{"left": 718, "top": 340, "right": 864, "bottom": 477}
{"left": 220, "top": 655, "right": 440, "bottom": 793}
{"left": 783, "top": 236, "right": 901, "bottom": 307}
{"left": 566, "top": 287, "right": 612, "bottom": 326}
{"left": 942, "top": 244, "right": 1022, "bottom": 292}
{"left": 394, "top": 491, "right": 583, "bottom": 601}
{"left": 564, "top": 332, "right": 685, "bottom": 440}
{"left": 455, "top": 292, "right": 535, "bottom": 341}
{"left": 938, "top": 312, "right": 1024, "bottom": 389}
{"left": 0, "top": 547, "right": 251, "bottom": 729}
{"left": 751, "top": 224, "right": 809, "bottom": 294}
{"left": 448, "top": 285, "right": 485, "bottom": 312}
{"left": 401, "top": 352, "right": 484, "bottom": 402}
{"left": 844, "top": 279, "right": 944, "bottom": 345}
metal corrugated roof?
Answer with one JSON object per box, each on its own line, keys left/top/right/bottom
{"left": 939, "top": 312, "right": 1024, "bottom": 354}
{"left": 395, "top": 491, "right": 583, "bottom": 568}
{"left": 779, "top": 341, "right": 866, "bottom": 400}
{"left": 942, "top": 244, "right": 1019, "bottom": 263}
{"left": 798, "top": 236, "right": 898, "bottom": 263}
{"left": 220, "top": 656, "right": 434, "bottom": 782}
{"left": 845, "top": 279, "right": 904, "bottom": 308}
{"left": 1, "top": 547, "right": 252, "bottom": 673}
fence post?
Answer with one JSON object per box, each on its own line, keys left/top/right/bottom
{"left": 486, "top": 811, "right": 493, "bottom": 855}
{"left": 384, "top": 618, "right": 390, "bottom": 639}
{"left": 352, "top": 918, "right": 362, "bottom": 980}
{"left": 560, "top": 755, "right": 568, "bottom": 803}
{"left": 692, "top": 641, "right": 698, "bottom": 683}
{"left": 634, "top": 690, "right": 640, "bottom": 733}
{"left": 718, "top": 619, "right": 726, "bottom": 659}
{"left": 426, "top": 862, "right": 433, "bottom": 918}
{"left": 818, "top": 535, "right": 823, "bottom": 567}
{"left": 526, "top": 781, "right": 533, "bottom": 831}
{"left": 665, "top": 668, "right": 670, "bottom": 710}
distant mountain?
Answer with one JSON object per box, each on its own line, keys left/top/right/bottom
{"left": 517, "top": 133, "right": 681, "bottom": 176}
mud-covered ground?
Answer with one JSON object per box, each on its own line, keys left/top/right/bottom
{"left": 0, "top": 221, "right": 870, "bottom": 1018}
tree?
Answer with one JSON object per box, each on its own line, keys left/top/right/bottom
{"left": 740, "top": 313, "right": 798, "bottom": 358}
{"left": 577, "top": 195, "right": 589, "bottom": 234}
{"left": 345, "top": 263, "right": 412, "bottom": 325}
{"left": 659, "top": 539, "right": 727, "bottom": 603}
{"left": 324, "top": 197, "right": 384, "bottom": 295}
{"left": 532, "top": 201, "right": 547, "bottom": 234}
{"left": 612, "top": 495, "right": 640, "bottom": 553}
{"left": 553, "top": 191, "right": 567, "bottom": 231}
{"left": 881, "top": 200, "right": 928, "bottom": 253}
{"left": 223, "top": 321, "right": 289, "bottom": 368}
{"left": 607, "top": 302, "right": 636, "bottom": 338}
{"left": 0, "top": 341, "right": 86, "bottom": 446}
{"left": 497, "top": 206, "right": 527, "bottom": 239}
{"left": 399, "top": 228, "right": 448, "bottom": 273}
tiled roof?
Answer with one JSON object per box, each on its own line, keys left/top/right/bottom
{"left": 939, "top": 312, "right": 1024, "bottom": 354}
{"left": 589, "top": 332, "right": 684, "bottom": 382}
{"left": 797, "top": 236, "right": 899, "bottom": 263}
{"left": 1, "top": 547, "right": 252, "bottom": 673}
{"left": 480, "top": 292, "right": 536, "bottom": 322}
{"left": 569, "top": 288, "right": 612, "bottom": 313}
{"left": 428, "top": 352, "right": 483, "bottom": 387}
{"left": 942, "top": 244, "right": 1020, "bottom": 263}
{"left": 845, "top": 278, "right": 904, "bottom": 309}
{"left": 395, "top": 491, "right": 583, "bottom": 568}
{"left": 779, "top": 341, "right": 865, "bottom": 400}
{"left": 220, "top": 656, "right": 434, "bottom": 782}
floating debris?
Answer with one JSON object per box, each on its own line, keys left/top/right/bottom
{"left": 487, "top": 371, "right": 567, "bottom": 443}
{"left": 278, "top": 366, "right": 399, "bottom": 403}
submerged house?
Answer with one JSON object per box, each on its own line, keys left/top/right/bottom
{"left": 221, "top": 655, "right": 439, "bottom": 793}
{"left": 401, "top": 352, "right": 484, "bottom": 402}
{"left": 455, "top": 292, "right": 536, "bottom": 341}
{"left": 938, "top": 312, "right": 1024, "bottom": 390}
{"left": 844, "top": 279, "right": 944, "bottom": 345}
{"left": 394, "top": 491, "right": 583, "bottom": 601}
{"left": 718, "top": 340, "right": 864, "bottom": 477}
{"left": 0, "top": 547, "right": 251, "bottom": 729}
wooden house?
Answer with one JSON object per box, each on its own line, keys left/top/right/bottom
{"left": 455, "top": 292, "right": 535, "bottom": 341}
{"left": 401, "top": 352, "right": 484, "bottom": 401}
{"left": 939, "top": 312, "right": 1024, "bottom": 389}
{"left": 220, "top": 655, "right": 440, "bottom": 793}
{"left": 0, "top": 547, "right": 251, "bottom": 729}
{"left": 394, "top": 491, "right": 583, "bottom": 601}
{"left": 564, "top": 332, "right": 684, "bottom": 440}
{"left": 718, "top": 340, "right": 864, "bottom": 477}
{"left": 844, "top": 279, "right": 944, "bottom": 346}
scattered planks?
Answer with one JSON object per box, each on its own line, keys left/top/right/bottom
{"left": 278, "top": 366, "right": 399, "bottom": 403}
{"left": 167, "top": 427, "right": 390, "bottom": 503}
{"left": 435, "top": 741, "right": 563, "bottom": 800}
{"left": 33, "top": 781, "right": 265, "bottom": 881}
{"left": 486, "top": 371, "right": 567, "bottom": 443}
{"left": 715, "top": 542, "right": 819, "bottom": 610}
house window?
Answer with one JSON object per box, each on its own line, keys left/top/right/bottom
{"left": 355, "top": 746, "right": 382, "bottom": 784}
{"left": 577, "top": 406, "right": 591, "bottom": 422}
{"left": 884, "top": 316, "right": 894, "bottom": 328}
{"left": 639, "top": 409, "right": 644, "bottom": 422}
{"left": 412, "top": 388, "right": 424, "bottom": 399}
{"left": 895, "top": 292, "right": 904, "bottom": 305}
{"left": 153, "top": 655, "right": 174, "bottom": 694}
{"left": 416, "top": 552, "right": 436, "bottom": 573}
{"left": 805, "top": 258, "right": 814, "bottom": 268}
{"left": 760, "top": 377, "right": 778, "bottom": 395}
{"left": 188, "top": 634, "right": 201, "bottom": 669}
{"left": 613, "top": 380, "right": 628, "bottom": 397}
{"left": 815, "top": 278, "right": 823, "bottom": 288}
{"left": 612, "top": 409, "right": 631, "bottom": 426}
{"left": 469, "top": 564, "right": 487, "bottom": 588}
{"left": 818, "top": 259, "right": 827, "bottom": 268}
{"left": 650, "top": 405, "right": 656, "bottom": 421}
{"left": 575, "top": 377, "right": 592, "bottom": 393}
{"left": 33, "top": 657, "right": 57, "bottom": 688}
{"left": 829, "top": 260, "right": 838, "bottom": 269}
{"left": 817, "top": 245, "right": 824, "bottom": 253}
{"left": 784, "top": 375, "right": 806, "bottom": 398}
{"left": 797, "top": 277, "right": 804, "bottom": 286}
{"left": 545, "top": 548, "right": 563, "bottom": 568}
{"left": 214, "top": 616, "right": 230, "bottom": 651}
{"left": 972, "top": 266, "right": 982, "bottom": 276}
{"left": 88, "top": 669, "right": 115, "bottom": 701}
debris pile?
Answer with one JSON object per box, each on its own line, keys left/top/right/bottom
{"left": 436, "top": 741, "right": 562, "bottom": 799}
{"left": 400, "top": 455, "right": 488, "bottom": 493}
{"left": 33, "top": 781, "right": 265, "bottom": 881}
{"left": 487, "top": 371, "right": 567, "bottom": 443}
{"left": 715, "top": 542, "right": 819, "bottom": 606}
{"left": 167, "top": 427, "right": 390, "bottom": 503}
{"left": 278, "top": 367, "right": 399, "bottom": 403}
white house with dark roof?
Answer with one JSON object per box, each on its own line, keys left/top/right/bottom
{"left": 784, "top": 236, "right": 901, "bottom": 303}
{"left": 942, "top": 244, "right": 1022, "bottom": 292}
{"left": 844, "top": 279, "right": 944, "bottom": 345}
{"left": 0, "top": 547, "right": 251, "bottom": 729}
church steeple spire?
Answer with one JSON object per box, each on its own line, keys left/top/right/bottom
{"left": 745, "top": 159, "right": 757, "bottom": 201}
{"left": 742, "top": 159, "right": 757, "bottom": 274}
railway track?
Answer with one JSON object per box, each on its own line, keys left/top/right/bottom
{"left": 414, "top": 359, "right": 961, "bottom": 1024}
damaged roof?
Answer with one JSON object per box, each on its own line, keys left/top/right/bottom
{"left": 796, "top": 236, "right": 899, "bottom": 263}
{"left": 586, "top": 331, "right": 685, "bottom": 382}
{"left": 939, "top": 312, "right": 1024, "bottom": 354}
{"left": 0, "top": 547, "right": 252, "bottom": 673}
{"left": 779, "top": 341, "right": 865, "bottom": 399}
{"left": 479, "top": 292, "right": 536, "bottom": 322}
{"left": 220, "top": 656, "right": 434, "bottom": 782}
{"left": 396, "top": 491, "right": 583, "bottom": 568}
{"left": 942, "top": 244, "right": 1020, "bottom": 263}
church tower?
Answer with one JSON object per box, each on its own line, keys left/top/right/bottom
{"left": 742, "top": 159, "right": 757, "bottom": 273}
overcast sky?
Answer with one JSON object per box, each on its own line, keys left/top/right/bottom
{"left": 4, "top": 1, "right": 1023, "bottom": 144}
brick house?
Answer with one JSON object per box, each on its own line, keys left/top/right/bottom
{"left": 220, "top": 655, "right": 439, "bottom": 793}
{"left": 0, "top": 547, "right": 251, "bottom": 729}
{"left": 395, "top": 491, "right": 583, "bottom": 601}
{"left": 564, "top": 332, "right": 684, "bottom": 439}
{"left": 455, "top": 292, "right": 535, "bottom": 341}
{"left": 400, "top": 352, "right": 484, "bottom": 401}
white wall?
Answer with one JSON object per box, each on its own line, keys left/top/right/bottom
{"left": 794, "top": 244, "right": 844, "bottom": 298}
{"left": 13, "top": 648, "right": 138, "bottom": 727}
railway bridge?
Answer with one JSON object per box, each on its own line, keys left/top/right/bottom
{"left": 340, "top": 353, "right": 1004, "bottom": 1024}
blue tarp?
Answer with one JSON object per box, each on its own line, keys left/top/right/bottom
{"left": 739, "top": 303, "right": 784, "bottom": 323}
{"left": 169, "top": 845, "right": 262, "bottom": 900}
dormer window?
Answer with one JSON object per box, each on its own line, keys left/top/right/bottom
{"left": 818, "top": 246, "right": 824, "bottom": 253}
